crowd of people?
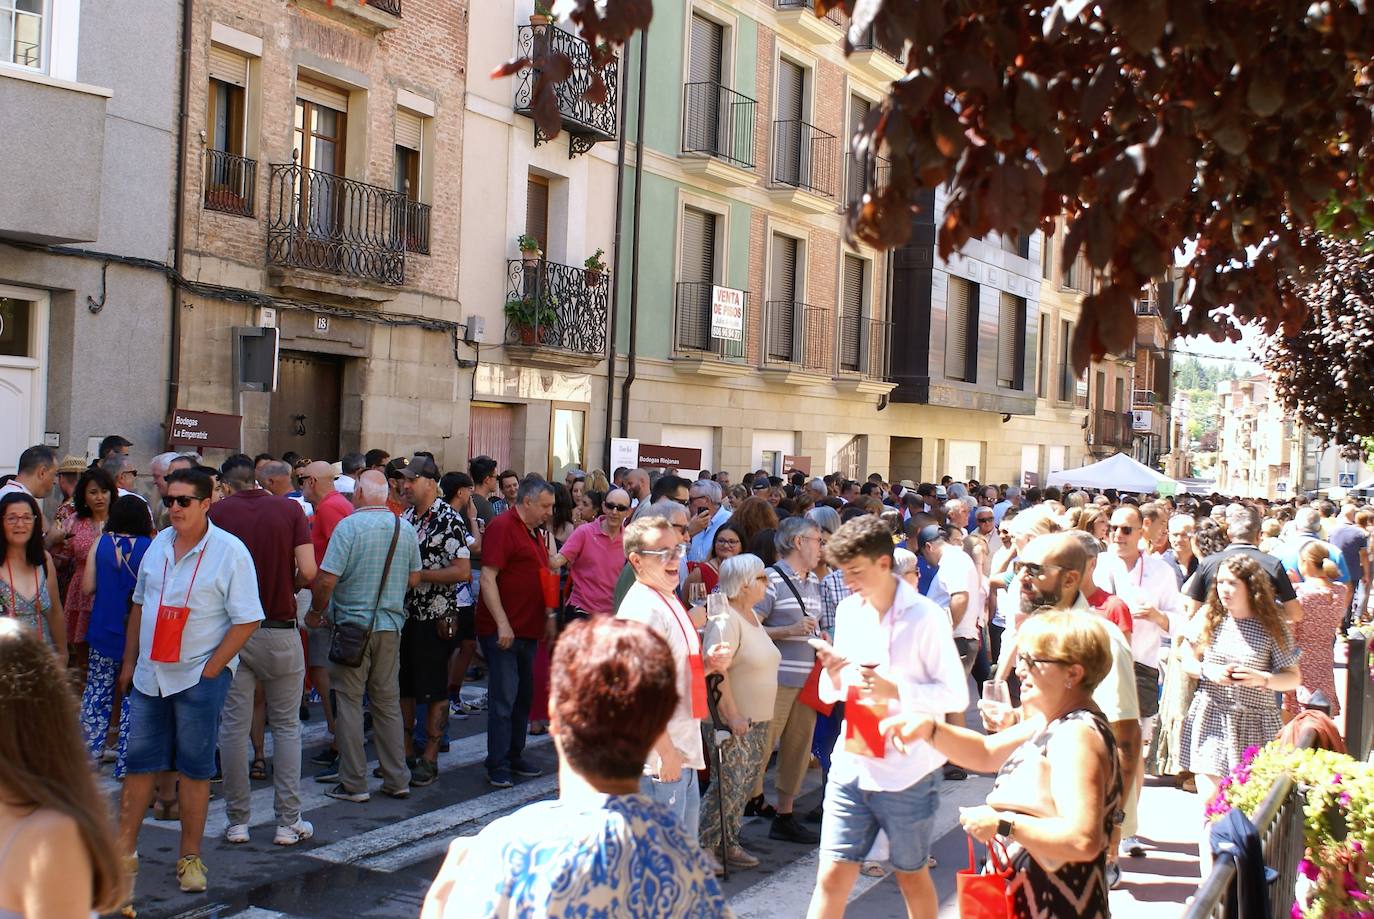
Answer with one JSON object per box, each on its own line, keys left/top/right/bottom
{"left": 1, "top": 437, "right": 1369, "bottom": 917}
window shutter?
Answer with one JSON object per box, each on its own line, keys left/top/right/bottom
{"left": 847, "top": 96, "right": 872, "bottom": 201}
{"left": 998, "top": 292, "right": 1023, "bottom": 388}
{"left": 525, "top": 176, "right": 549, "bottom": 250}
{"left": 840, "top": 255, "right": 864, "bottom": 371}
{"left": 677, "top": 207, "right": 717, "bottom": 351}
{"left": 778, "top": 60, "right": 804, "bottom": 121}
{"left": 395, "top": 110, "right": 422, "bottom": 152}
{"left": 1037, "top": 313, "right": 1049, "bottom": 397}
{"left": 771, "top": 235, "right": 797, "bottom": 302}
{"left": 689, "top": 15, "right": 723, "bottom": 83}
{"left": 849, "top": 95, "right": 870, "bottom": 135}
{"left": 296, "top": 79, "right": 349, "bottom": 112}
{"left": 209, "top": 45, "right": 248, "bottom": 87}
{"left": 945, "top": 276, "right": 975, "bottom": 381}
{"left": 768, "top": 236, "right": 799, "bottom": 362}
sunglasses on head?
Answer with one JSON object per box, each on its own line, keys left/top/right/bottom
{"left": 603, "top": 501, "right": 630, "bottom": 512}
{"left": 161, "top": 495, "right": 202, "bottom": 509}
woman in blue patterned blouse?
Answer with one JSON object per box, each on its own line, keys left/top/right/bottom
{"left": 421, "top": 616, "right": 732, "bottom": 919}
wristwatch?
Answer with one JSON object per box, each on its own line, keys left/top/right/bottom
{"left": 996, "top": 816, "right": 1015, "bottom": 839}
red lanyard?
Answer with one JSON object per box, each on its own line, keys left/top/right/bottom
{"left": 652, "top": 588, "right": 698, "bottom": 650}
{"left": 4, "top": 558, "right": 39, "bottom": 616}
{"left": 157, "top": 546, "right": 206, "bottom": 611}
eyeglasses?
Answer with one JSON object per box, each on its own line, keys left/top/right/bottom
{"left": 976, "top": 516, "right": 994, "bottom": 523}
{"left": 603, "top": 502, "right": 630, "bottom": 512}
{"left": 674, "top": 524, "right": 690, "bottom": 536}
{"left": 637, "top": 544, "right": 688, "bottom": 560}
{"left": 1108, "top": 524, "right": 1136, "bottom": 535}
{"left": 1017, "top": 651, "right": 1072, "bottom": 670}
{"left": 161, "top": 495, "right": 202, "bottom": 509}
{"left": 1012, "top": 560, "right": 1064, "bottom": 579}
{"left": 716, "top": 537, "right": 741, "bottom": 547}
{"left": 755, "top": 575, "right": 769, "bottom": 584}
{"left": 3, "top": 514, "right": 36, "bottom": 526}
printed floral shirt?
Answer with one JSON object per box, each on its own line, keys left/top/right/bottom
{"left": 402, "top": 497, "right": 472, "bottom": 619}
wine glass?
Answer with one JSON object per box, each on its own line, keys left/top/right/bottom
{"left": 706, "top": 592, "right": 729, "bottom": 621}
{"left": 687, "top": 582, "right": 707, "bottom": 607}
{"left": 980, "top": 680, "right": 1012, "bottom": 725}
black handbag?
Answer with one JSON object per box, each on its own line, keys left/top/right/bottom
{"left": 329, "top": 515, "right": 401, "bottom": 668}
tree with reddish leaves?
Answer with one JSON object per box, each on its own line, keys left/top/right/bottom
{"left": 506, "top": 1, "right": 1374, "bottom": 378}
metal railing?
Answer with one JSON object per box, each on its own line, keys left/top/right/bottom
{"left": 513, "top": 24, "right": 619, "bottom": 149}
{"left": 1182, "top": 729, "right": 1316, "bottom": 919}
{"left": 203, "top": 149, "right": 256, "bottom": 217}
{"left": 772, "top": 119, "right": 837, "bottom": 198}
{"left": 504, "top": 258, "right": 608, "bottom": 356}
{"left": 836, "top": 315, "right": 892, "bottom": 379}
{"left": 1135, "top": 299, "right": 1159, "bottom": 316}
{"left": 853, "top": 26, "right": 904, "bottom": 62}
{"left": 762, "top": 300, "right": 833, "bottom": 374}
{"left": 366, "top": 0, "right": 401, "bottom": 14}
{"left": 400, "top": 198, "right": 430, "bottom": 255}
{"left": 266, "top": 156, "right": 406, "bottom": 285}
{"left": 774, "top": 0, "right": 843, "bottom": 25}
{"left": 846, "top": 152, "right": 891, "bottom": 203}
{"left": 672, "top": 282, "right": 747, "bottom": 361}
{"left": 1133, "top": 389, "right": 1157, "bottom": 406}
{"left": 682, "top": 82, "right": 758, "bottom": 169}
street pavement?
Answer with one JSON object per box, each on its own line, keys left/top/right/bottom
{"left": 110, "top": 688, "right": 1204, "bottom": 918}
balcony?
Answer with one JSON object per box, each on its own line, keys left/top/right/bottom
{"left": 203, "top": 149, "right": 256, "bottom": 218}
{"left": 503, "top": 258, "right": 608, "bottom": 368}
{"left": 399, "top": 198, "right": 430, "bottom": 255}
{"left": 681, "top": 82, "right": 758, "bottom": 187}
{"left": 671, "top": 282, "right": 752, "bottom": 377}
{"left": 770, "top": 119, "right": 838, "bottom": 212}
{"left": 266, "top": 159, "right": 406, "bottom": 289}
{"left": 366, "top": 0, "right": 401, "bottom": 14}
{"left": 845, "top": 152, "right": 891, "bottom": 205}
{"left": 1133, "top": 389, "right": 1157, "bottom": 406}
{"left": 760, "top": 300, "right": 833, "bottom": 385}
{"left": 835, "top": 316, "right": 896, "bottom": 395}
{"left": 774, "top": 0, "right": 843, "bottom": 46}
{"left": 0, "top": 70, "right": 107, "bottom": 244}
{"left": 296, "top": 0, "right": 399, "bottom": 33}
{"left": 851, "top": 27, "right": 905, "bottom": 81}
{"left": 513, "top": 24, "right": 619, "bottom": 158}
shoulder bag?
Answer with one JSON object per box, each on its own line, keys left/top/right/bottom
{"left": 329, "top": 515, "right": 401, "bottom": 668}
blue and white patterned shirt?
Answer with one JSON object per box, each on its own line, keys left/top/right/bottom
{"left": 819, "top": 568, "right": 852, "bottom": 636}
{"left": 427, "top": 791, "right": 732, "bottom": 918}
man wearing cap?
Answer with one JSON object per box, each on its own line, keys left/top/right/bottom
{"left": 398, "top": 455, "right": 472, "bottom": 788}
{"left": 915, "top": 524, "right": 981, "bottom": 779}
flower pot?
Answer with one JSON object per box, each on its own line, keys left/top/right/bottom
{"left": 518, "top": 324, "right": 537, "bottom": 345}
{"left": 521, "top": 248, "right": 541, "bottom": 268}
{"left": 529, "top": 13, "right": 551, "bottom": 26}
{"left": 584, "top": 268, "right": 602, "bottom": 287}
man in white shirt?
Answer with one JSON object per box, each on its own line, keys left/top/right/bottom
{"left": 807, "top": 515, "right": 968, "bottom": 919}
{"left": 0, "top": 444, "right": 56, "bottom": 502}
{"left": 916, "top": 525, "right": 981, "bottom": 742}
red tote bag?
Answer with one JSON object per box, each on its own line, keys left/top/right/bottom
{"left": 956, "top": 837, "right": 1014, "bottom": 919}
{"left": 797, "top": 660, "right": 834, "bottom": 716}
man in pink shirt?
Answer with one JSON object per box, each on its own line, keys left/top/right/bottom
{"left": 551, "top": 488, "right": 630, "bottom": 619}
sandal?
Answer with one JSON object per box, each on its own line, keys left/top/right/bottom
{"left": 151, "top": 798, "right": 179, "bottom": 821}
{"left": 250, "top": 758, "right": 269, "bottom": 781}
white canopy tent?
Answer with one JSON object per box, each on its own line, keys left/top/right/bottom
{"left": 1045, "top": 452, "right": 1181, "bottom": 495}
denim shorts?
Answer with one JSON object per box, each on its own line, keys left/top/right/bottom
{"left": 820, "top": 770, "right": 942, "bottom": 872}
{"left": 125, "top": 670, "right": 233, "bottom": 780}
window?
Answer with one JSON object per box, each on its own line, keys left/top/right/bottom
{"left": 846, "top": 95, "right": 871, "bottom": 202}
{"left": 1, "top": 0, "right": 42, "bottom": 70}
{"left": 675, "top": 206, "right": 721, "bottom": 351}
{"left": 774, "top": 58, "right": 806, "bottom": 187}
{"left": 293, "top": 82, "right": 348, "bottom": 238}
{"left": 1114, "top": 375, "right": 1126, "bottom": 413}
{"left": 525, "top": 174, "right": 549, "bottom": 252}
{"left": 685, "top": 14, "right": 725, "bottom": 154}
{"left": 838, "top": 254, "right": 866, "bottom": 372}
{"left": 394, "top": 109, "right": 428, "bottom": 254}
{"left": 1041, "top": 226, "right": 1053, "bottom": 280}
{"left": 766, "top": 234, "right": 800, "bottom": 362}
{"left": 997, "top": 293, "right": 1026, "bottom": 389}
{"left": 1036, "top": 312, "right": 1049, "bottom": 398}
{"left": 999, "top": 232, "right": 1030, "bottom": 259}
{"left": 945, "top": 275, "right": 978, "bottom": 382}
{"left": 1057, "top": 317, "right": 1073, "bottom": 402}
{"left": 204, "top": 47, "right": 253, "bottom": 215}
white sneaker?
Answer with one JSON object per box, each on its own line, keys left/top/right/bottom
{"left": 274, "top": 819, "right": 315, "bottom": 846}
{"left": 100, "top": 746, "right": 118, "bottom": 763}
{"left": 1120, "top": 835, "right": 1146, "bottom": 858}
{"left": 224, "top": 824, "right": 250, "bottom": 844}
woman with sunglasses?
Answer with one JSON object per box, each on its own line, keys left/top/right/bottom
{"left": 0, "top": 493, "right": 66, "bottom": 659}
{"left": 882, "top": 610, "right": 1122, "bottom": 919}
{"left": 684, "top": 525, "right": 742, "bottom": 596}
{"left": 549, "top": 489, "right": 632, "bottom": 619}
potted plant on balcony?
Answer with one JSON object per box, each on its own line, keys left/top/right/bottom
{"left": 505, "top": 294, "right": 559, "bottom": 345}
{"left": 583, "top": 248, "right": 607, "bottom": 287}
{"left": 517, "top": 233, "right": 542, "bottom": 266}
{"left": 529, "top": 1, "right": 552, "bottom": 26}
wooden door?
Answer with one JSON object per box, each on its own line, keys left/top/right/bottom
{"left": 270, "top": 351, "right": 342, "bottom": 461}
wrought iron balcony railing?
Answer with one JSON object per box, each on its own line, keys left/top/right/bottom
{"left": 266, "top": 157, "right": 406, "bottom": 285}
{"left": 504, "top": 258, "right": 608, "bottom": 356}
{"left": 772, "top": 119, "right": 837, "bottom": 198}
{"left": 682, "top": 82, "right": 758, "bottom": 169}
{"left": 673, "top": 282, "right": 747, "bottom": 361}
{"left": 203, "top": 149, "right": 256, "bottom": 217}
{"left": 845, "top": 152, "right": 890, "bottom": 204}
{"left": 366, "top": 0, "right": 401, "bottom": 15}
{"left": 775, "top": 0, "right": 843, "bottom": 25}
{"left": 763, "top": 300, "right": 833, "bottom": 375}
{"left": 853, "top": 26, "right": 904, "bottom": 62}
{"left": 836, "top": 315, "right": 893, "bottom": 380}
{"left": 513, "top": 24, "right": 619, "bottom": 156}
{"left": 400, "top": 198, "right": 430, "bottom": 255}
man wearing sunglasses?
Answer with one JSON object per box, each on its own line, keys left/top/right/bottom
{"left": 549, "top": 488, "right": 631, "bottom": 619}
{"left": 117, "top": 468, "right": 264, "bottom": 898}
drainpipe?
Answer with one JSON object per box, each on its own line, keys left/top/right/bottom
{"left": 167, "top": 0, "right": 193, "bottom": 424}
{"left": 617, "top": 26, "right": 648, "bottom": 439}
{"left": 602, "top": 44, "right": 630, "bottom": 470}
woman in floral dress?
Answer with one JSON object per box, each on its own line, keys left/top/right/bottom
{"left": 1179, "top": 554, "right": 1301, "bottom": 868}
{"left": 50, "top": 468, "right": 114, "bottom": 685}
{"left": 1284, "top": 541, "right": 1347, "bottom": 717}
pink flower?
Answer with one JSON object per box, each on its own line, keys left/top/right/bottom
{"left": 1299, "top": 859, "right": 1320, "bottom": 880}
{"left": 1290, "top": 903, "right": 1304, "bottom": 919}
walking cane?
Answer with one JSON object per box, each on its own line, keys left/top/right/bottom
{"left": 705, "top": 671, "right": 731, "bottom": 881}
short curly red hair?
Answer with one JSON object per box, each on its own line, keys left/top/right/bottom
{"left": 551, "top": 618, "right": 679, "bottom": 781}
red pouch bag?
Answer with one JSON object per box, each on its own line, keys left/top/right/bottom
{"left": 955, "top": 837, "right": 1013, "bottom": 919}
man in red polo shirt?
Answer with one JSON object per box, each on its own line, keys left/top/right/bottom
{"left": 301, "top": 460, "right": 353, "bottom": 766}
{"left": 475, "top": 475, "right": 555, "bottom": 789}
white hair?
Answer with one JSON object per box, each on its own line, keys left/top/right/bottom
{"left": 150, "top": 452, "right": 180, "bottom": 474}
{"left": 893, "top": 547, "right": 918, "bottom": 576}
{"left": 718, "top": 553, "right": 765, "bottom": 600}
{"left": 356, "top": 470, "right": 390, "bottom": 505}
